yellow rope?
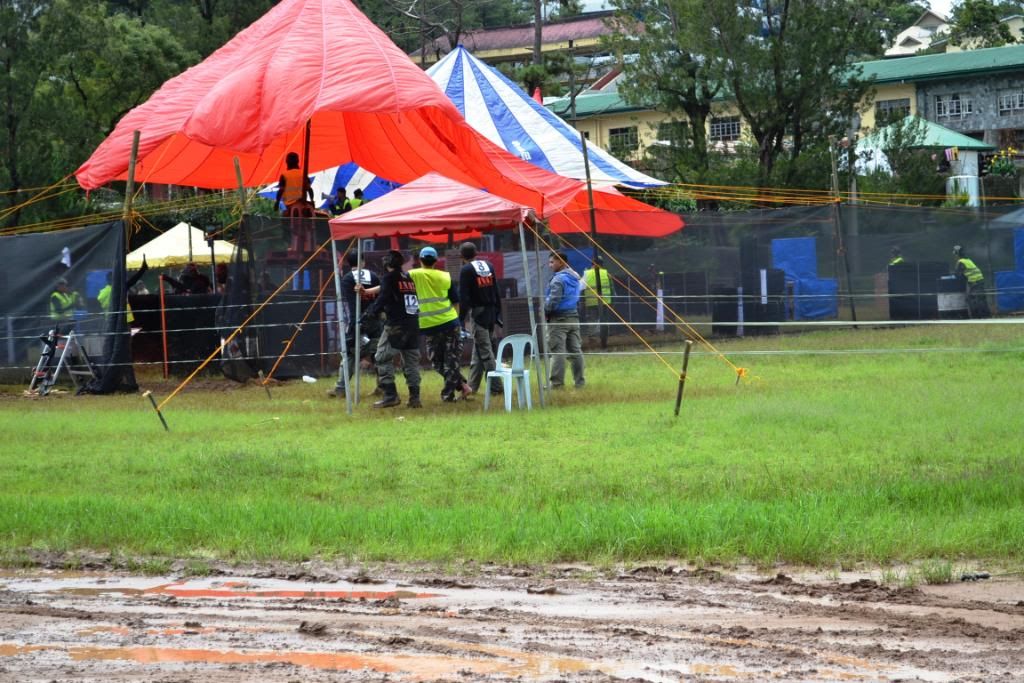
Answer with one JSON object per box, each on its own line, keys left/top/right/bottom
{"left": 526, "top": 224, "right": 681, "bottom": 377}
{"left": 263, "top": 245, "right": 350, "bottom": 383}
{"left": 157, "top": 236, "right": 349, "bottom": 411}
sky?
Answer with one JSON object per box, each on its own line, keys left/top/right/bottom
{"left": 928, "top": 0, "right": 955, "bottom": 18}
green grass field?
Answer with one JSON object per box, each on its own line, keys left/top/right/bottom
{"left": 1, "top": 324, "right": 1022, "bottom": 568}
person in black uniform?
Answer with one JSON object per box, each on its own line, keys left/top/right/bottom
{"left": 328, "top": 251, "right": 381, "bottom": 398}
{"left": 458, "top": 242, "right": 503, "bottom": 394}
{"left": 358, "top": 250, "right": 422, "bottom": 409}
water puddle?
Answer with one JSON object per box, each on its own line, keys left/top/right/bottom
{"left": 0, "top": 642, "right": 651, "bottom": 679}
{"left": 1, "top": 575, "right": 441, "bottom": 602}
{"left": 61, "top": 583, "right": 439, "bottom": 600}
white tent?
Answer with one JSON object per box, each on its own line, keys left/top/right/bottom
{"left": 126, "top": 222, "right": 235, "bottom": 269}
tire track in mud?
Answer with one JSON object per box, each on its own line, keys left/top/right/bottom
{"left": 0, "top": 565, "right": 1022, "bottom": 681}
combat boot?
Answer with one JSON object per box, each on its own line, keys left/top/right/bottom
{"left": 372, "top": 383, "right": 401, "bottom": 409}
{"left": 407, "top": 385, "right": 422, "bottom": 409}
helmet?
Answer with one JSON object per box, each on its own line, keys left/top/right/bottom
{"left": 953, "top": 244, "right": 963, "bottom": 257}
{"left": 419, "top": 246, "right": 438, "bottom": 260}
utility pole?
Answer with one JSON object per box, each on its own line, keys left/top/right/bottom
{"left": 567, "top": 39, "right": 605, "bottom": 347}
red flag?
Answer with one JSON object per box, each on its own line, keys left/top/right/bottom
{"left": 532, "top": 87, "right": 543, "bottom": 104}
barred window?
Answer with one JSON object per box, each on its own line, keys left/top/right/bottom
{"left": 709, "top": 116, "right": 742, "bottom": 142}
{"left": 657, "top": 121, "right": 688, "bottom": 146}
{"left": 875, "top": 98, "right": 911, "bottom": 123}
{"left": 935, "top": 94, "right": 974, "bottom": 120}
{"left": 998, "top": 91, "right": 1024, "bottom": 115}
{"left": 608, "top": 126, "right": 639, "bottom": 158}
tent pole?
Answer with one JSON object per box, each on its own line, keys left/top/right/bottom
{"left": 122, "top": 131, "right": 140, "bottom": 231}
{"left": 533, "top": 224, "right": 550, "bottom": 394}
{"left": 331, "top": 238, "right": 352, "bottom": 415}
{"left": 519, "top": 220, "right": 544, "bottom": 408}
{"left": 353, "top": 238, "right": 362, "bottom": 404}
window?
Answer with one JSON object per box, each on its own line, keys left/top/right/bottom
{"left": 935, "top": 94, "right": 974, "bottom": 120}
{"left": 709, "top": 116, "right": 742, "bottom": 143}
{"left": 875, "top": 98, "right": 911, "bottom": 124}
{"left": 657, "top": 121, "right": 688, "bottom": 146}
{"left": 998, "top": 91, "right": 1024, "bottom": 115}
{"left": 608, "top": 126, "right": 639, "bottom": 158}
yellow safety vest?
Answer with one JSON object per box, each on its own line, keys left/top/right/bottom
{"left": 889, "top": 257, "right": 904, "bottom": 266}
{"left": 957, "top": 258, "right": 984, "bottom": 283}
{"left": 49, "top": 291, "right": 76, "bottom": 322}
{"left": 409, "top": 267, "right": 457, "bottom": 330}
{"left": 583, "top": 267, "right": 612, "bottom": 307}
{"left": 97, "top": 284, "right": 112, "bottom": 311}
{"left": 349, "top": 198, "right": 363, "bottom": 210}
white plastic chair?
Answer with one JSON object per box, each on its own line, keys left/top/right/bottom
{"left": 483, "top": 334, "right": 534, "bottom": 412}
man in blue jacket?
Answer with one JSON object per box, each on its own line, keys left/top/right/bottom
{"left": 544, "top": 251, "right": 585, "bottom": 389}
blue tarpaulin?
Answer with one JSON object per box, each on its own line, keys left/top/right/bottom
{"left": 771, "top": 237, "right": 837, "bottom": 320}
{"left": 996, "top": 271, "right": 1024, "bottom": 312}
{"left": 1016, "top": 227, "right": 1024, "bottom": 270}
{"left": 795, "top": 278, "right": 839, "bottom": 320}
{"left": 771, "top": 237, "right": 818, "bottom": 280}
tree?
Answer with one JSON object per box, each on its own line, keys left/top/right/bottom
{"left": 605, "top": 1, "right": 720, "bottom": 182}
{"left": 947, "top": 0, "right": 1021, "bottom": 48}
{"left": 696, "top": 0, "right": 878, "bottom": 186}
{"left": 366, "top": 0, "right": 531, "bottom": 59}
{"left": 1, "top": 0, "right": 54, "bottom": 227}
{"left": 855, "top": 116, "right": 945, "bottom": 203}
{"left": 861, "top": 0, "right": 930, "bottom": 55}
{"left": 1, "top": 0, "right": 196, "bottom": 228}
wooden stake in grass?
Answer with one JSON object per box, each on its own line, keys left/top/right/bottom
{"left": 142, "top": 390, "right": 169, "bottom": 432}
{"left": 258, "top": 370, "right": 272, "bottom": 399}
{"left": 674, "top": 340, "right": 694, "bottom": 417}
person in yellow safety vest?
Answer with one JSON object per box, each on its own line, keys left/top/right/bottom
{"left": 97, "top": 258, "right": 149, "bottom": 326}
{"left": 582, "top": 254, "right": 614, "bottom": 346}
{"left": 409, "top": 246, "right": 471, "bottom": 402}
{"left": 49, "top": 277, "right": 83, "bottom": 330}
{"left": 349, "top": 188, "right": 365, "bottom": 210}
{"left": 888, "top": 246, "right": 904, "bottom": 267}
{"left": 273, "top": 152, "right": 314, "bottom": 215}
{"left": 97, "top": 273, "right": 113, "bottom": 312}
{"left": 953, "top": 245, "right": 990, "bottom": 318}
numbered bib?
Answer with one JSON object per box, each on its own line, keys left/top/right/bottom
{"left": 404, "top": 294, "right": 419, "bottom": 315}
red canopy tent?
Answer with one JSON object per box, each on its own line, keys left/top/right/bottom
{"left": 329, "top": 172, "right": 531, "bottom": 239}
{"left": 74, "top": 0, "right": 682, "bottom": 237}
{"left": 329, "top": 172, "right": 548, "bottom": 408}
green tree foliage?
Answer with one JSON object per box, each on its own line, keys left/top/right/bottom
{"left": 1, "top": 0, "right": 196, "bottom": 228}
{"left": 861, "top": 0, "right": 930, "bottom": 54}
{"left": 700, "top": 0, "right": 879, "bottom": 186}
{"left": 605, "top": 1, "right": 720, "bottom": 184}
{"left": 607, "top": 0, "right": 878, "bottom": 191}
{"left": 856, "top": 116, "right": 945, "bottom": 203}
{"left": 1, "top": 0, "right": 53, "bottom": 225}
{"left": 360, "top": 0, "right": 532, "bottom": 58}
{"left": 948, "top": 0, "right": 1022, "bottom": 48}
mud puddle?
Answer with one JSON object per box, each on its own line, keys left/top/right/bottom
{"left": 0, "top": 566, "right": 1022, "bottom": 681}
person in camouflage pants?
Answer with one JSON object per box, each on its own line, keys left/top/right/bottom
{"left": 424, "top": 326, "right": 467, "bottom": 401}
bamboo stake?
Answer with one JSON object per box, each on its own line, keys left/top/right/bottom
{"left": 143, "top": 390, "right": 169, "bottom": 431}
{"left": 674, "top": 340, "right": 694, "bottom": 417}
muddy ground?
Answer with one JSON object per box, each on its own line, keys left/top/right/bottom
{"left": 1, "top": 559, "right": 1022, "bottom": 682}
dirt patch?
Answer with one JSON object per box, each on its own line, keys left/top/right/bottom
{"left": 1, "top": 561, "right": 1022, "bottom": 682}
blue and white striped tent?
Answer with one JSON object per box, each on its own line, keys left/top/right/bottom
{"left": 262, "top": 46, "right": 664, "bottom": 208}
{"left": 428, "top": 46, "right": 664, "bottom": 187}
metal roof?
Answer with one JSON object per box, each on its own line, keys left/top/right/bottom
{"left": 856, "top": 44, "right": 1024, "bottom": 84}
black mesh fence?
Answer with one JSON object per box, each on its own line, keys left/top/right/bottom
{"left": 0, "top": 221, "right": 134, "bottom": 390}
{"left": 2, "top": 205, "right": 1021, "bottom": 389}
